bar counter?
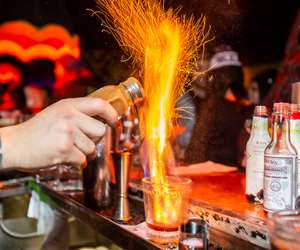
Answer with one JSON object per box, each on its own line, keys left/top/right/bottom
{"left": 0, "top": 169, "right": 269, "bottom": 250}
{"left": 187, "top": 172, "right": 268, "bottom": 248}
{"left": 128, "top": 170, "right": 269, "bottom": 249}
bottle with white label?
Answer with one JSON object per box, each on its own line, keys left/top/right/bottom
{"left": 246, "top": 106, "right": 270, "bottom": 204}
{"left": 264, "top": 103, "right": 297, "bottom": 212}
{"left": 290, "top": 104, "right": 300, "bottom": 208}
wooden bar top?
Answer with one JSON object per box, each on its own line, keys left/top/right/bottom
{"left": 189, "top": 172, "right": 266, "bottom": 221}
{"left": 130, "top": 165, "right": 267, "bottom": 223}
{"left": 173, "top": 171, "right": 270, "bottom": 249}
{"left": 129, "top": 166, "right": 269, "bottom": 248}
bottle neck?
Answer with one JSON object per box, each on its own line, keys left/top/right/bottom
{"left": 251, "top": 115, "right": 269, "bottom": 136}
{"left": 271, "top": 112, "right": 291, "bottom": 147}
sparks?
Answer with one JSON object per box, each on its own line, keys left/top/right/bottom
{"left": 95, "top": 0, "right": 211, "bottom": 226}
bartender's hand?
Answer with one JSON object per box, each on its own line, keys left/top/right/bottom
{"left": 0, "top": 98, "right": 117, "bottom": 169}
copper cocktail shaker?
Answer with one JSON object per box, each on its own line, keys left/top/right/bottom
{"left": 83, "top": 77, "right": 144, "bottom": 213}
{"left": 89, "top": 77, "right": 144, "bottom": 118}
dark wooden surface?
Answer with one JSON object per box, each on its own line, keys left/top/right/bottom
{"left": 130, "top": 170, "right": 266, "bottom": 222}
{"left": 189, "top": 172, "right": 266, "bottom": 221}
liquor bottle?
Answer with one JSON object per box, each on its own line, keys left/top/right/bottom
{"left": 264, "top": 103, "right": 297, "bottom": 212}
{"left": 290, "top": 104, "right": 300, "bottom": 208}
{"left": 246, "top": 106, "right": 270, "bottom": 203}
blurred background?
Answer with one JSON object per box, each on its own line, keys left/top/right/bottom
{"left": 0, "top": 0, "right": 299, "bottom": 165}
{"left": 0, "top": 0, "right": 299, "bottom": 118}
{"left": 0, "top": 1, "right": 300, "bottom": 249}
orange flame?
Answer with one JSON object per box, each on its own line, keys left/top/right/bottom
{"left": 95, "top": 0, "right": 211, "bottom": 226}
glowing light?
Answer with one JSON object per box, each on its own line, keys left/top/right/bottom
{"left": 0, "top": 21, "right": 80, "bottom": 62}
{"left": 95, "top": 0, "right": 211, "bottom": 226}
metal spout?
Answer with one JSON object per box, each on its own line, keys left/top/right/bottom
{"left": 120, "top": 77, "right": 144, "bottom": 118}
{"left": 120, "top": 77, "right": 144, "bottom": 106}
{"left": 112, "top": 151, "right": 132, "bottom": 222}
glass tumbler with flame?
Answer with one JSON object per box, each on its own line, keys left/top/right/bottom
{"left": 142, "top": 176, "right": 192, "bottom": 231}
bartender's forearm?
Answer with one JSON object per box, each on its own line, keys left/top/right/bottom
{"left": 0, "top": 125, "right": 18, "bottom": 168}
{"left": 0, "top": 98, "right": 117, "bottom": 170}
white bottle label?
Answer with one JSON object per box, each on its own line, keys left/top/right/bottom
{"left": 264, "top": 155, "right": 296, "bottom": 211}
{"left": 246, "top": 117, "right": 270, "bottom": 197}
{"left": 290, "top": 119, "right": 300, "bottom": 197}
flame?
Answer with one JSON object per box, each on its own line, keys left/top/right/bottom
{"left": 95, "top": 0, "right": 211, "bottom": 227}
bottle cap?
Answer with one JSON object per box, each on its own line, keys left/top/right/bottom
{"left": 180, "top": 218, "right": 208, "bottom": 235}
{"left": 254, "top": 105, "right": 268, "bottom": 116}
{"left": 273, "top": 102, "right": 290, "bottom": 113}
{"left": 120, "top": 77, "right": 144, "bottom": 106}
{"left": 120, "top": 77, "right": 144, "bottom": 117}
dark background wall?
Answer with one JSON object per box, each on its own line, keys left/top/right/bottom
{"left": 0, "top": 0, "right": 299, "bottom": 70}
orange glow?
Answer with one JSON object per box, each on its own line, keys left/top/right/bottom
{"left": 0, "top": 21, "right": 79, "bottom": 48}
{"left": 0, "top": 41, "right": 80, "bottom": 62}
{"left": 95, "top": 0, "right": 211, "bottom": 226}
{"left": 0, "top": 21, "right": 87, "bottom": 95}
{"left": 0, "top": 63, "right": 21, "bottom": 85}
{"left": 0, "top": 21, "right": 80, "bottom": 62}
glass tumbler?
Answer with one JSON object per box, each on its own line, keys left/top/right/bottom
{"left": 142, "top": 176, "right": 192, "bottom": 231}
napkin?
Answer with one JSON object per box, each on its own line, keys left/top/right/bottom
{"left": 168, "top": 161, "right": 238, "bottom": 177}
{"left": 27, "top": 190, "right": 54, "bottom": 235}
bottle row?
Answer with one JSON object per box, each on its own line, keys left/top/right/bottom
{"left": 246, "top": 103, "right": 300, "bottom": 212}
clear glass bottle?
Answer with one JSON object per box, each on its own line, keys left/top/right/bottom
{"left": 289, "top": 104, "right": 300, "bottom": 208}
{"left": 246, "top": 106, "right": 270, "bottom": 203}
{"left": 264, "top": 103, "right": 298, "bottom": 212}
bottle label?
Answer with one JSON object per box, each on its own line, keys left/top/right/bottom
{"left": 264, "top": 155, "right": 296, "bottom": 211}
{"left": 246, "top": 116, "right": 270, "bottom": 197}
{"left": 246, "top": 143, "right": 268, "bottom": 196}
{"left": 290, "top": 119, "right": 300, "bottom": 197}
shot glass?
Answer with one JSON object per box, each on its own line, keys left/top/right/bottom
{"left": 142, "top": 176, "right": 192, "bottom": 231}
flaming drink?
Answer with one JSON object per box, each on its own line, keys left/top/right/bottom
{"left": 95, "top": 0, "right": 210, "bottom": 228}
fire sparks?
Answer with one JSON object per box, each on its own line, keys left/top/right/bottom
{"left": 95, "top": 0, "right": 211, "bottom": 227}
